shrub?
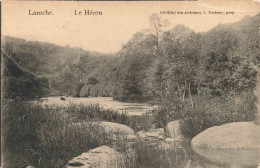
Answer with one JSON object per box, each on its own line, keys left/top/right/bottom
{"left": 146, "top": 89, "right": 257, "bottom": 139}
{"left": 179, "top": 90, "right": 257, "bottom": 139}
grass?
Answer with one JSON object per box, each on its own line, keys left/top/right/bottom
{"left": 65, "top": 103, "right": 156, "bottom": 133}
{"left": 2, "top": 99, "right": 114, "bottom": 168}
{"left": 114, "top": 138, "right": 191, "bottom": 168}
{"left": 2, "top": 99, "right": 155, "bottom": 168}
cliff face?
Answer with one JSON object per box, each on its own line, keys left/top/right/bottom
{"left": 2, "top": 50, "right": 50, "bottom": 100}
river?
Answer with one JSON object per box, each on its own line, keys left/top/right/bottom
{"left": 41, "top": 96, "right": 157, "bottom": 116}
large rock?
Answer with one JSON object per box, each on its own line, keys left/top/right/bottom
{"left": 191, "top": 122, "right": 260, "bottom": 167}
{"left": 192, "top": 122, "right": 260, "bottom": 149}
{"left": 71, "top": 121, "right": 134, "bottom": 135}
{"left": 166, "top": 120, "right": 184, "bottom": 140}
{"left": 65, "top": 146, "right": 122, "bottom": 168}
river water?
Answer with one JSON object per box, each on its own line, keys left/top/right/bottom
{"left": 41, "top": 96, "right": 157, "bottom": 116}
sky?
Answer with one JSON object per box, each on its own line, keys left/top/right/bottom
{"left": 2, "top": 0, "right": 260, "bottom": 53}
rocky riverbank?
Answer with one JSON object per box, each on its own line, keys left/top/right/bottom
{"left": 64, "top": 120, "right": 186, "bottom": 168}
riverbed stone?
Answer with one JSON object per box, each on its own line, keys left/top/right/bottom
{"left": 98, "top": 121, "right": 134, "bottom": 135}
{"left": 166, "top": 120, "right": 184, "bottom": 140}
{"left": 65, "top": 146, "right": 122, "bottom": 168}
{"left": 137, "top": 128, "right": 164, "bottom": 141}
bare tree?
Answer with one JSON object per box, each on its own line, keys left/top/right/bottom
{"left": 148, "top": 13, "right": 169, "bottom": 54}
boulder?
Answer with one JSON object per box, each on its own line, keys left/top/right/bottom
{"left": 71, "top": 121, "right": 134, "bottom": 135}
{"left": 166, "top": 120, "right": 184, "bottom": 140}
{"left": 192, "top": 122, "right": 260, "bottom": 149}
{"left": 65, "top": 146, "right": 122, "bottom": 168}
{"left": 137, "top": 128, "right": 164, "bottom": 141}
{"left": 98, "top": 121, "right": 134, "bottom": 135}
{"left": 191, "top": 122, "right": 260, "bottom": 167}
{"left": 20, "top": 165, "right": 36, "bottom": 168}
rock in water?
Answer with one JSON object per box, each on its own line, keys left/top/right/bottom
{"left": 65, "top": 146, "right": 122, "bottom": 168}
{"left": 166, "top": 120, "right": 184, "bottom": 140}
{"left": 98, "top": 121, "right": 135, "bottom": 135}
{"left": 191, "top": 122, "right": 260, "bottom": 167}
{"left": 19, "top": 165, "right": 36, "bottom": 168}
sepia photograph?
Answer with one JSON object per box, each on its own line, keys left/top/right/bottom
{"left": 1, "top": 1, "right": 260, "bottom": 168}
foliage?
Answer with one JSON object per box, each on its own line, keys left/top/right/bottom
{"left": 146, "top": 14, "right": 259, "bottom": 138}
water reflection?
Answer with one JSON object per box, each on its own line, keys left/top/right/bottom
{"left": 192, "top": 146, "right": 260, "bottom": 168}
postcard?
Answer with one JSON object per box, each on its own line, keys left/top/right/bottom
{"left": 1, "top": 0, "right": 260, "bottom": 168}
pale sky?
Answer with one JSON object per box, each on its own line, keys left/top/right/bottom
{"left": 2, "top": 0, "right": 260, "bottom": 53}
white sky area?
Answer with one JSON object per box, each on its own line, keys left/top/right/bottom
{"left": 2, "top": 0, "right": 260, "bottom": 53}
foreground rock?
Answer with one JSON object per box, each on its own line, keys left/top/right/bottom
{"left": 166, "top": 120, "right": 184, "bottom": 140}
{"left": 192, "top": 122, "right": 260, "bottom": 149}
{"left": 192, "top": 122, "right": 260, "bottom": 167}
{"left": 65, "top": 146, "right": 122, "bottom": 168}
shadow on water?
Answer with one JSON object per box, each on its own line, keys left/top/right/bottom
{"left": 181, "top": 142, "right": 228, "bottom": 168}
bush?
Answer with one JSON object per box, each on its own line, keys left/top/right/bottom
{"left": 179, "top": 90, "right": 257, "bottom": 139}
{"left": 146, "top": 89, "right": 257, "bottom": 139}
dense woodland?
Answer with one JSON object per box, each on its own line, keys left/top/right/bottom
{"left": 2, "top": 13, "right": 260, "bottom": 136}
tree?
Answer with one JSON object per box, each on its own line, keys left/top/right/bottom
{"left": 148, "top": 13, "right": 169, "bottom": 54}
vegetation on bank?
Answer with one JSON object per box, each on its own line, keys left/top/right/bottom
{"left": 2, "top": 100, "right": 118, "bottom": 168}
{"left": 147, "top": 90, "right": 257, "bottom": 138}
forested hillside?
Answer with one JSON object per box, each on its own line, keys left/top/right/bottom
{"left": 2, "top": 50, "right": 50, "bottom": 100}
{"left": 2, "top": 36, "right": 119, "bottom": 97}
{"left": 2, "top": 13, "right": 259, "bottom": 108}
